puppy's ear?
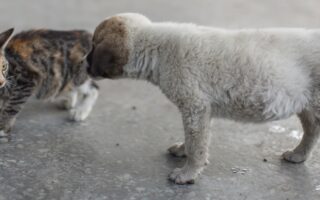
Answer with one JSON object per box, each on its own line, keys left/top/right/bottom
{"left": 0, "top": 28, "right": 14, "bottom": 49}
{"left": 94, "top": 44, "right": 114, "bottom": 67}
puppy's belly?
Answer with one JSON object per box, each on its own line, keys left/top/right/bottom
{"left": 210, "top": 96, "right": 307, "bottom": 123}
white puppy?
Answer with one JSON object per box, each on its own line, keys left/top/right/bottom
{"left": 87, "top": 13, "right": 320, "bottom": 184}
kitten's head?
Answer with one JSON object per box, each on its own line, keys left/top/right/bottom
{"left": 86, "top": 13, "right": 151, "bottom": 79}
{"left": 0, "top": 28, "right": 14, "bottom": 88}
{"left": 73, "top": 58, "right": 90, "bottom": 86}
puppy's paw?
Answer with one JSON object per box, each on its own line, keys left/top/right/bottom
{"left": 282, "top": 150, "right": 307, "bottom": 163}
{"left": 69, "top": 106, "right": 91, "bottom": 122}
{"left": 0, "top": 130, "right": 10, "bottom": 143}
{"left": 168, "top": 142, "right": 186, "bottom": 157}
{"left": 169, "top": 168, "right": 198, "bottom": 184}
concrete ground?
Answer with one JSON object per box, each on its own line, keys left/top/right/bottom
{"left": 0, "top": 0, "right": 320, "bottom": 199}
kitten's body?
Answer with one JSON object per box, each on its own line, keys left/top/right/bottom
{"left": 0, "top": 29, "right": 98, "bottom": 140}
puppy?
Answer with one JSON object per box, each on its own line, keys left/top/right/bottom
{"left": 87, "top": 13, "right": 320, "bottom": 184}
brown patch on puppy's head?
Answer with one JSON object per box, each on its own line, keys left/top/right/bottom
{"left": 87, "top": 16, "right": 129, "bottom": 79}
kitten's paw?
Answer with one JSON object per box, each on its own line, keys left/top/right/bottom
{"left": 168, "top": 142, "right": 186, "bottom": 157}
{"left": 282, "top": 150, "right": 307, "bottom": 163}
{"left": 169, "top": 168, "right": 198, "bottom": 184}
{"left": 56, "top": 99, "right": 74, "bottom": 110}
{"left": 69, "top": 106, "right": 91, "bottom": 122}
{"left": 0, "top": 130, "right": 10, "bottom": 143}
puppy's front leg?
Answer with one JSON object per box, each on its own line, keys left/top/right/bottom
{"left": 169, "top": 103, "right": 211, "bottom": 184}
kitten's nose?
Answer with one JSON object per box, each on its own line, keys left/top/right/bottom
{"left": 0, "top": 78, "right": 6, "bottom": 88}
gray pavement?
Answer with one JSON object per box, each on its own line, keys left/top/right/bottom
{"left": 0, "top": 0, "right": 320, "bottom": 199}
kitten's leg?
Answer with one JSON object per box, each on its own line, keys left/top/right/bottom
{"left": 0, "top": 109, "right": 22, "bottom": 140}
{"left": 57, "top": 90, "right": 78, "bottom": 110}
{"left": 169, "top": 103, "right": 211, "bottom": 184}
{"left": 69, "top": 79, "right": 98, "bottom": 121}
{"left": 0, "top": 81, "right": 34, "bottom": 141}
{"left": 283, "top": 110, "right": 320, "bottom": 163}
{"left": 0, "top": 117, "right": 16, "bottom": 131}
{"left": 0, "top": 117, "right": 16, "bottom": 142}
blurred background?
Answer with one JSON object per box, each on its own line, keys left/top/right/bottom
{"left": 0, "top": 1, "right": 320, "bottom": 200}
{"left": 1, "top": 0, "right": 320, "bottom": 31}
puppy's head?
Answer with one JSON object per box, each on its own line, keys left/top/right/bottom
{"left": 87, "top": 13, "right": 151, "bottom": 79}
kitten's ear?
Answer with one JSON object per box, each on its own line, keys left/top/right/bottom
{"left": 0, "top": 28, "right": 14, "bottom": 49}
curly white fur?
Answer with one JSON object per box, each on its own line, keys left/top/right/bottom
{"left": 93, "top": 13, "right": 320, "bottom": 184}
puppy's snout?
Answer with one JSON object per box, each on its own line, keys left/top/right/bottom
{"left": 86, "top": 47, "right": 94, "bottom": 67}
{"left": 86, "top": 63, "right": 92, "bottom": 74}
{"left": 85, "top": 59, "right": 97, "bottom": 77}
{"left": 85, "top": 47, "right": 94, "bottom": 73}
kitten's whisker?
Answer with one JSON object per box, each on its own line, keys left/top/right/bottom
{"left": 5, "top": 79, "right": 15, "bottom": 89}
{"left": 6, "top": 76, "right": 17, "bottom": 80}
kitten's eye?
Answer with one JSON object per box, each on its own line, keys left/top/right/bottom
{"left": 2, "top": 62, "right": 8, "bottom": 71}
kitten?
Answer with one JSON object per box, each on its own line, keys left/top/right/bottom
{"left": 0, "top": 29, "right": 98, "bottom": 141}
{"left": 87, "top": 13, "right": 320, "bottom": 184}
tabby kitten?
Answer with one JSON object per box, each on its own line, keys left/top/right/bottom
{"left": 0, "top": 28, "right": 98, "bottom": 141}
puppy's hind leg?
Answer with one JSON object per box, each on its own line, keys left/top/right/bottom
{"left": 283, "top": 109, "right": 320, "bottom": 163}
{"left": 69, "top": 79, "right": 99, "bottom": 121}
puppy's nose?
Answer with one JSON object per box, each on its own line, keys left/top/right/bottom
{"left": 86, "top": 64, "right": 91, "bottom": 74}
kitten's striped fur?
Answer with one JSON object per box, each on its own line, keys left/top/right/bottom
{"left": 0, "top": 29, "right": 98, "bottom": 140}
